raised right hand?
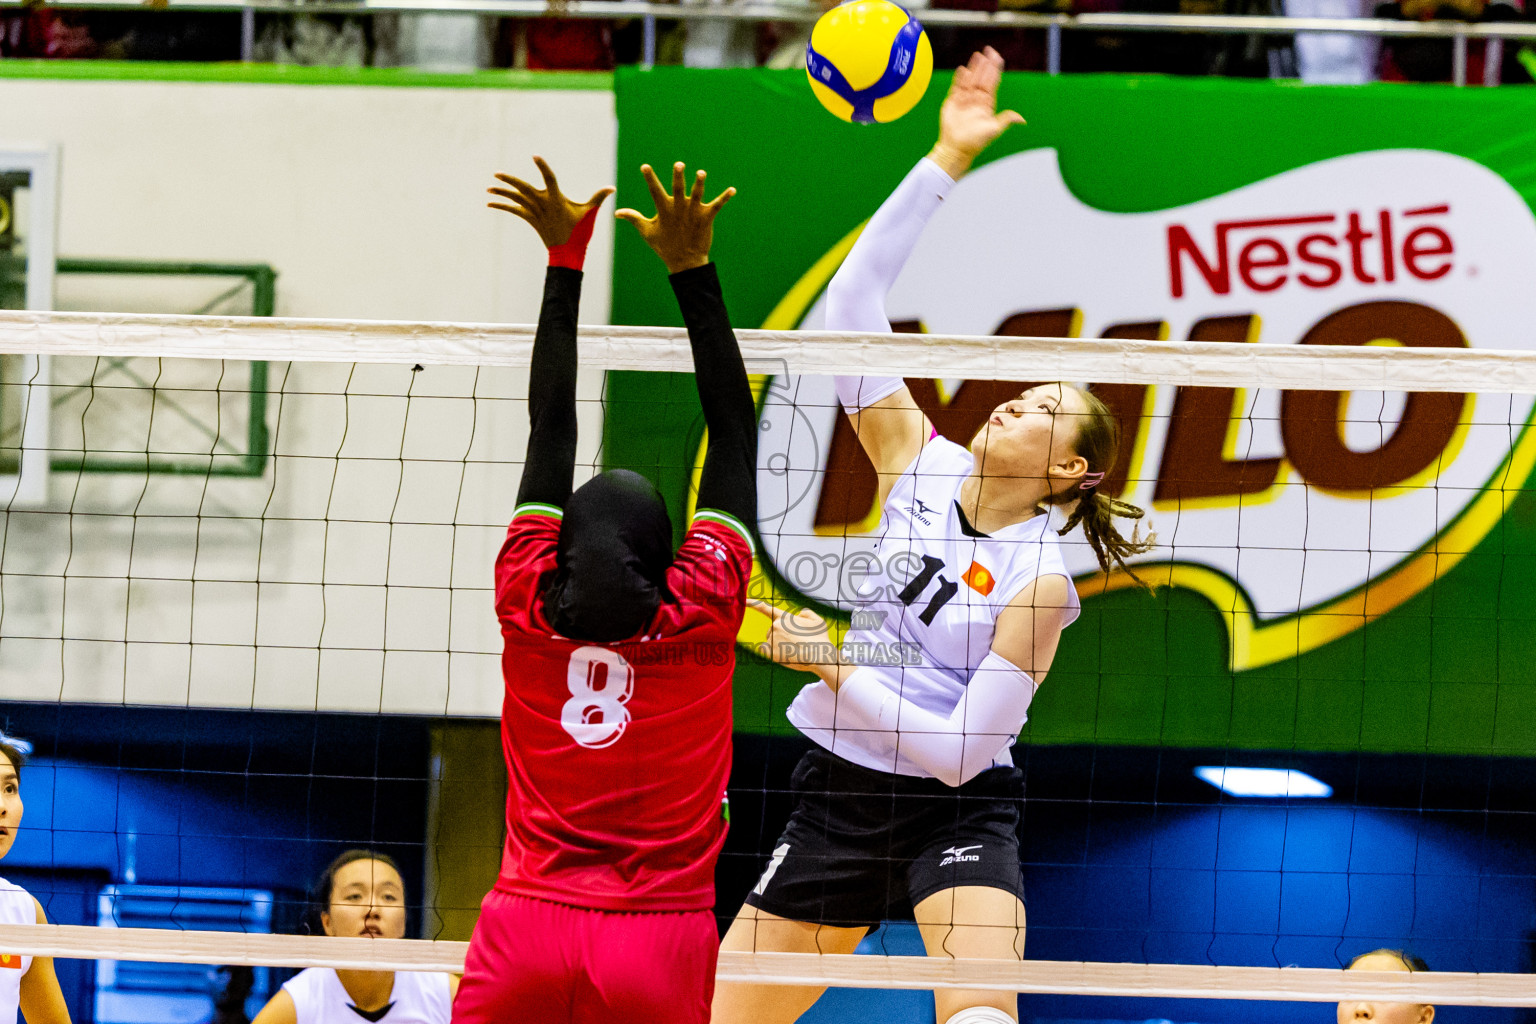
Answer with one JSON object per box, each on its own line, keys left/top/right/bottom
{"left": 929, "top": 47, "right": 1026, "bottom": 180}
{"left": 615, "top": 162, "right": 735, "bottom": 275}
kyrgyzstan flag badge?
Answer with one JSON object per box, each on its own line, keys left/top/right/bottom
{"left": 962, "top": 561, "right": 995, "bottom": 596}
{"left": 0, "top": 953, "right": 22, "bottom": 969}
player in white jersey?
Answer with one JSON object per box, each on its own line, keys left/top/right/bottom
{"left": 252, "top": 851, "right": 456, "bottom": 1024}
{"left": 0, "top": 734, "right": 71, "bottom": 1024}
{"left": 713, "top": 48, "right": 1153, "bottom": 1024}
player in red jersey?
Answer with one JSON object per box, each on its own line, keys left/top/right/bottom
{"left": 450, "top": 157, "right": 755, "bottom": 1024}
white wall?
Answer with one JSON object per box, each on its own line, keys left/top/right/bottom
{"left": 0, "top": 79, "right": 620, "bottom": 716}
{"left": 1, "top": 77, "right": 616, "bottom": 323}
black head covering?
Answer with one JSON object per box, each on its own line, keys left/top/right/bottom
{"left": 543, "top": 469, "right": 674, "bottom": 643}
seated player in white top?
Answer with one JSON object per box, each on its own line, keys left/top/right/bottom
{"left": 713, "top": 48, "right": 1154, "bottom": 1024}
{"left": 0, "top": 733, "right": 71, "bottom": 1024}
{"left": 1339, "top": 949, "right": 1434, "bottom": 1024}
{"left": 252, "top": 851, "right": 456, "bottom": 1024}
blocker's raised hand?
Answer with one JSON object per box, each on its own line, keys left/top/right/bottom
{"left": 616, "top": 162, "right": 736, "bottom": 275}
{"left": 929, "top": 46, "right": 1025, "bottom": 180}
{"left": 488, "top": 155, "right": 614, "bottom": 248}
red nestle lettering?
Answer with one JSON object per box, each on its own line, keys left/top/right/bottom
{"left": 1379, "top": 209, "right": 1396, "bottom": 283}
{"left": 1168, "top": 225, "right": 1228, "bottom": 298}
{"left": 1167, "top": 206, "right": 1453, "bottom": 297}
{"left": 1238, "top": 238, "right": 1288, "bottom": 292}
{"left": 1168, "top": 215, "right": 1332, "bottom": 299}
{"left": 1296, "top": 234, "right": 1341, "bottom": 289}
{"left": 1404, "top": 226, "right": 1454, "bottom": 280}
{"left": 1345, "top": 213, "right": 1375, "bottom": 284}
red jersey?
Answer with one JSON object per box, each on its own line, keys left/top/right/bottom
{"left": 491, "top": 504, "right": 754, "bottom": 912}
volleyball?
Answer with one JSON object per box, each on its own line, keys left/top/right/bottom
{"left": 805, "top": 0, "right": 933, "bottom": 124}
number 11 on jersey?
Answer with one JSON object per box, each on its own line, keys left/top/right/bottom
{"left": 898, "top": 554, "right": 959, "bottom": 626}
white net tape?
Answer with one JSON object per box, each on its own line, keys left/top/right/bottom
{"left": 1, "top": 925, "right": 1535, "bottom": 1005}
{"left": 4, "top": 309, "right": 1535, "bottom": 392}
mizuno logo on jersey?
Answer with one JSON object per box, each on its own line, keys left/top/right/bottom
{"left": 906, "top": 498, "right": 935, "bottom": 525}
{"left": 962, "top": 561, "right": 996, "bottom": 596}
{"left": 938, "top": 844, "right": 982, "bottom": 866}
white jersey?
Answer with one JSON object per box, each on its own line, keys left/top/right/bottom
{"left": 282, "top": 968, "right": 452, "bottom": 1024}
{"left": 787, "top": 438, "right": 1080, "bottom": 778}
{"left": 0, "top": 877, "right": 36, "bottom": 1024}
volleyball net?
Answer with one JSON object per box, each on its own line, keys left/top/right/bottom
{"left": 2, "top": 308, "right": 1535, "bottom": 1015}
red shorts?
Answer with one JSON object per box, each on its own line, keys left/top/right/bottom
{"left": 452, "top": 889, "right": 718, "bottom": 1024}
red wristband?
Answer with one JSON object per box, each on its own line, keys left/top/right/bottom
{"left": 548, "top": 206, "right": 600, "bottom": 271}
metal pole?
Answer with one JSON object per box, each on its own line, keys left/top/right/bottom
{"left": 642, "top": 11, "right": 656, "bottom": 67}
{"left": 1452, "top": 29, "right": 1466, "bottom": 85}
{"left": 1484, "top": 36, "right": 1501, "bottom": 85}
{"left": 1046, "top": 20, "right": 1061, "bottom": 75}
{"left": 241, "top": 4, "right": 255, "bottom": 60}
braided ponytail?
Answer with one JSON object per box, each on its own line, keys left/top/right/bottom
{"left": 1059, "top": 489, "right": 1154, "bottom": 579}
{"left": 1045, "top": 387, "right": 1157, "bottom": 581}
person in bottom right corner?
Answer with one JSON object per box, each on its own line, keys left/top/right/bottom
{"left": 1338, "top": 949, "right": 1434, "bottom": 1024}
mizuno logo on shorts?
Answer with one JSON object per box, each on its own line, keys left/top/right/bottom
{"left": 938, "top": 844, "right": 982, "bottom": 867}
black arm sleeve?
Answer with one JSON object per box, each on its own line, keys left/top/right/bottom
{"left": 671, "top": 263, "right": 758, "bottom": 532}
{"left": 515, "top": 266, "right": 582, "bottom": 510}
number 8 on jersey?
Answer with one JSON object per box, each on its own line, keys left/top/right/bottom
{"left": 562, "top": 646, "right": 635, "bottom": 749}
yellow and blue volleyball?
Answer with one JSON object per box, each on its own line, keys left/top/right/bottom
{"left": 806, "top": 0, "right": 933, "bottom": 124}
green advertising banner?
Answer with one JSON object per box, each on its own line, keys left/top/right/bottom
{"left": 609, "top": 67, "right": 1536, "bottom": 756}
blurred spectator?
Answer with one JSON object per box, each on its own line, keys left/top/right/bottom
{"left": 1338, "top": 949, "right": 1433, "bottom": 1024}
{"left": 498, "top": 0, "right": 617, "bottom": 70}
{"left": 0, "top": 5, "right": 98, "bottom": 57}
{"left": 397, "top": 12, "right": 493, "bottom": 68}
{"left": 1167, "top": 0, "right": 1294, "bottom": 75}
{"left": 87, "top": 10, "right": 242, "bottom": 59}
{"left": 926, "top": 0, "right": 1051, "bottom": 71}
{"left": 1374, "top": 0, "right": 1523, "bottom": 81}
{"left": 759, "top": 0, "right": 837, "bottom": 68}
{"left": 1060, "top": 0, "right": 1148, "bottom": 73}
{"left": 1062, "top": 0, "right": 1294, "bottom": 74}
{"left": 524, "top": 20, "right": 613, "bottom": 67}
{"left": 253, "top": 14, "right": 369, "bottom": 65}
{"left": 682, "top": 0, "right": 759, "bottom": 67}
{"left": 1285, "top": 0, "right": 1378, "bottom": 82}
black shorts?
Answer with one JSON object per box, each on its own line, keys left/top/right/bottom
{"left": 743, "top": 747, "right": 1025, "bottom": 931}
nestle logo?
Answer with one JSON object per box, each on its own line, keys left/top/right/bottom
{"left": 1167, "top": 205, "right": 1453, "bottom": 299}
